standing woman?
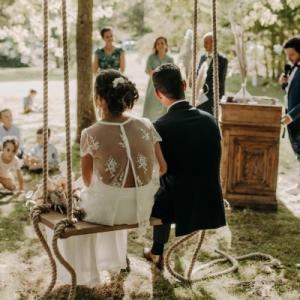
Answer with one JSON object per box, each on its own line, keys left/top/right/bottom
{"left": 143, "top": 37, "right": 174, "bottom": 121}
{"left": 93, "top": 27, "right": 125, "bottom": 75}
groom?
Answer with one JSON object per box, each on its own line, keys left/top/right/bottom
{"left": 144, "top": 64, "right": 226, "bottom": 269}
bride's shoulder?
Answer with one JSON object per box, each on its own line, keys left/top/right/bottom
{"left": 82, "top": 122, "right": 104, "bottom": 136}
{"left": 130, "top": 116, "right": 153, "bottom": 128}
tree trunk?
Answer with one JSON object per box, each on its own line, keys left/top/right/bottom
{"left": 264, "top": 45, "right": 269, "bottom": 79}
{"left": 75, "top": 0, "right": 95, "bottom": 143}
{"left": 270, "top": 31, "right": 276, "bottom": 80}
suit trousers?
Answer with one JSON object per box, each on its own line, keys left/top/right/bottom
{"left": 151, "top": 224, "right": 171, "bottom": 255}
{"left": 288, "top": 126, "right": 300, "bottom": 162}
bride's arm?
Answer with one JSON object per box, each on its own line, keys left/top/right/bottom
{"left": 155, "top": 142, "right": 167, "bottom": 176}
{"left": 81, "top": 154, "right": 93, "bottom": 187}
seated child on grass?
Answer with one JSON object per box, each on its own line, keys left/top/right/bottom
{"left": 23, "top": 89, "right": 37, "bottom": 113}
{"left": 0, "top": 109, "right": 24, "bottom": 158}
{"left": 0, "top": 137, "right": 24, "bottom": 192}
{"left": 24, "top": 127, "right": 59, "bottom": 171}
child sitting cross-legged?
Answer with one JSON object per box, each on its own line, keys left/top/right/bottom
{"left": 23, "top": 89, "right": 37, "bottom": 113}
{"left": 24, "top": 127, "right": 59, "bottom": 172}
{"left": 0, "top": 137, "right": 24, "bottom": 192}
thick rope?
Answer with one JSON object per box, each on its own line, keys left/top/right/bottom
{"left": 166, "top": 0, "right": 205, "bottom": 284}
{"left": 43, "top": 0, "right": 49, "bottom": 206}
{"left": 212, "top": 0, "right": 220, "bottom": 120}
{"left": 165, "top": 231, "right": 199, "bottom": 283}
{"left": 52, "top": 220, "right": 77, "bottom": 300}
{"left": 191, "top": 251, "right": 280, "bottom": 282}
{"left": 31, "top": 205, "right": 57, "bottom": 298}
{"left": 166, "top": 235, "right": 281, "bottom": 283}
{"left": 192, "top": 249, "right": 239, "bottom": 282}
{"left": 187, "top": 231, "right": 205, "bottom": 280}
{"left": 61, "top": 0, "right": 74, "bottom": 222}
{"left": 191, "top": 0, "right": 198, "bottom": 107}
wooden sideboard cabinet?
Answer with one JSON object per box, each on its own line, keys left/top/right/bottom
{"left": 220, "top": 101, "right": 282, "bottom": 210}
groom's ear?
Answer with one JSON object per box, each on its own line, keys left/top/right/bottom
{"left": 155, "top": 89, "right": 163, "bottom": 100}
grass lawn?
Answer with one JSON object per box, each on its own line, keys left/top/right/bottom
{"left": 226, "top": 75, "right": 284, "bottom": 100}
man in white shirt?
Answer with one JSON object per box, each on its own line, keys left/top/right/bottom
{"left": 196, "top": 32, "right": 228, "bottom": 115}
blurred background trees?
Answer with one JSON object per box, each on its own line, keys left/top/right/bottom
{"left": 0, "top": 0, "right": 299, "bottom": 80}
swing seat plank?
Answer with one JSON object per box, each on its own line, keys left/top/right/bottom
{"left": 39, "top": 211, "right": 161, "bottom": 238}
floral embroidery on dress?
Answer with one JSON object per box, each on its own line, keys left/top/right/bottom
{"left": 136, "top": 175, "right": 143, "bottom": 187}
{"left": 105, "top": 156, "right": 118, "bottom": 178}
{"left": 112, "top": 171, "right": 124, "bottom": 187}
{"left": 137, "top": 153, "right": 148, "bottom": 174}
{"left": 140, "top": 128, "right": 150, "bottom": 141}
{"left": 119, "top": 133, "right": 126, "bottom": 149}
{"left": 87, "top": 134, "right": 100, "bottom": 153}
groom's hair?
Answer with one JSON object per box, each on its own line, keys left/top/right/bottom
{"left": 152, "top": 64, "right": 185, "bottom": 100}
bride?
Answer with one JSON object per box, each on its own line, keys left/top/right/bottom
{"left": 49, "top": 69, "right": 167, "bottom": 285}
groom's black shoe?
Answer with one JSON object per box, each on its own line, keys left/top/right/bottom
{"left": 143, "top": 247, "right": 164, "bottom": 270}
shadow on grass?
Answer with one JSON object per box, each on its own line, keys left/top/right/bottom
{"left": 228, "top": 203, "right": 300, "bottom": 289}
{"left": 151, "top": 266, "right": 177, "bottom": 300}
{"left": 48, "top": 272, "right": 127, "bottom": 300}
{"left": 0, "top": 191, "right": 14, "bottom": 205}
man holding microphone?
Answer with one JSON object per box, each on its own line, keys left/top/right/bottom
{"left": 280, "top": 37, "right": 300, "bottom": 193}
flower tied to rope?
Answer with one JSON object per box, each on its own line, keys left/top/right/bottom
{"left": 112, "top": 77, "right": 126, "bottom": 88}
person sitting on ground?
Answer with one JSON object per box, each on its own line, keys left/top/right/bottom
{"left": 0, "top": 109, "right": 24, "bottom": 159}
{"left": 0, "top": 137, "right": 24, "bottom": 192}
{"left": 24, "top": 127, "right": 59, "bottom": 172}
{"left": 45, "top": 69, "right": 167, "bottom": 285}
{"left": 23, "top": 89, "right": 37, "bottom": 113}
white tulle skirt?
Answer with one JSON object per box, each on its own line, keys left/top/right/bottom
{"left": 45, "top": 177, "right": 158, "bottom": 285}
{"left": 46, "top": 228, "right": 127, "bottom": 285}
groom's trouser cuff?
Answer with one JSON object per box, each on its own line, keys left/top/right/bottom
{"left": 151, "top": 224, "right": 171, "bottom": 255}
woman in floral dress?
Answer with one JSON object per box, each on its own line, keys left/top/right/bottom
{"left": 93, "top": 27, "right": 125, "bottom": 75}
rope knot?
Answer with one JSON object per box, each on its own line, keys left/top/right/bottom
{"left": 54, "top": 218, "right": 75, "bottom": 238}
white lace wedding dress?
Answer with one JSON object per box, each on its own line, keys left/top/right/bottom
{"left": 46, "top": 116, "right": 161, "bottom": 285}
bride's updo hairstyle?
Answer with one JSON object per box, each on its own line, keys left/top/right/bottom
{"left": 95, "top": 70, "right": 139, "bottom": 115}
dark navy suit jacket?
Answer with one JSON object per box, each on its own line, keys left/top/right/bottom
{"left": 196, "top": 53, "right": 228, "bottom": 114}
{"left": 287, "top": 63, "right": 300, "bottom": 131}
{"left": 151, "top": 101, "right": 226, "bottom": 236}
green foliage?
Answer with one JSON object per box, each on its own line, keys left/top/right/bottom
{"left": 72, "top": 143, "right": 81, "bottom": 177}
{"left": 0, "top": 55, "right": 28, "bottom": 68}
{"left": 128, "top": 2, "right": 151, "bottom": 37}
{"left": 226, "top": 75, "right": 284, "bottom": 100}
{"left": 0, "top": 201, "right": 29, "bottom": 252}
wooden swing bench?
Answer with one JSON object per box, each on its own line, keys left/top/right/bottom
{"left": 40, "top": 212, "right": 138, "bottom": 238}
{"left": 39, "top": 211, "right": 161, "bottom": 238}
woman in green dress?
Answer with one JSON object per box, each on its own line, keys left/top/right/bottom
{"left": 93, "top": 27, "right": 125, "bottom": 75}
{"left": 143, "top": 37, "right": 174, "bottom": 121}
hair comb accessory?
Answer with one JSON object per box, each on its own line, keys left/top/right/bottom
{"left": 112, "top": 77, "right": 126, "bottom": 88}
